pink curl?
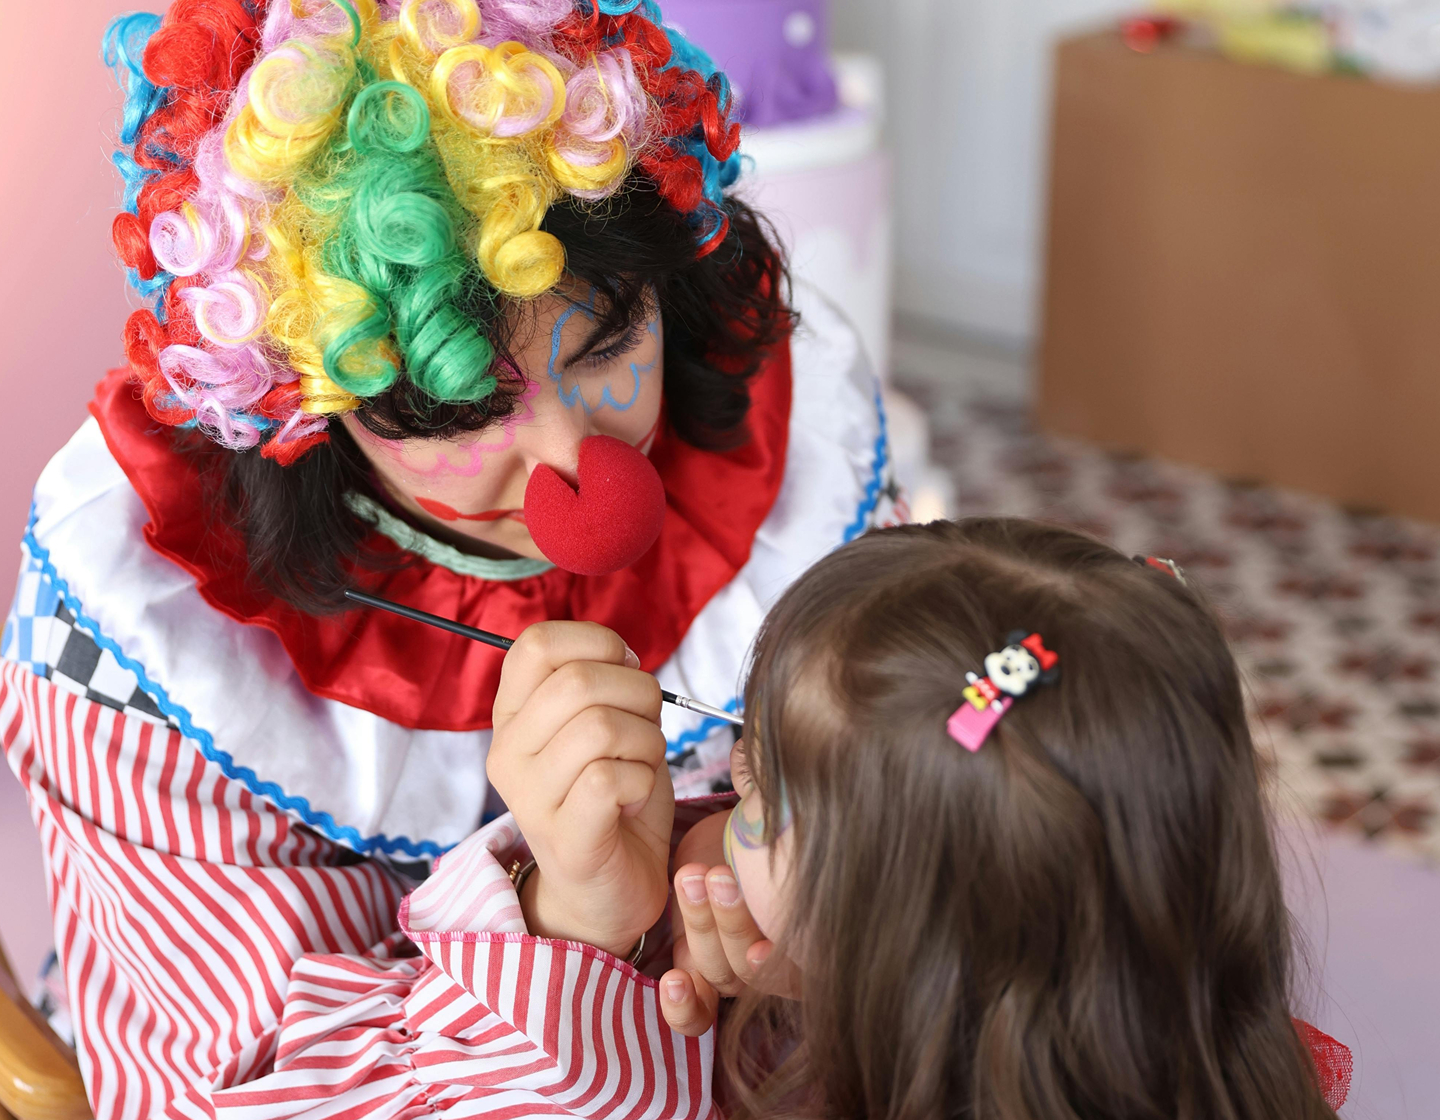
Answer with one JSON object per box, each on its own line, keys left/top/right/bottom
{"left": 151, "top": 128, "right": 273, "bottom": 276}
{"left": 193, "top": 125, "right": 277, "bottom": 209}
{"left": 262, "top": 0, "right": 360, "bottom": 52}
{"left": 559, "top": 50, "right": 645, "bottom": 149}
{"left": 179, "top": 271, "right": 269, "bottom": 347}
{"left": 159, "top": 342, "right": 277, "bottom": 421}
{"left": 196, "top": 402, "right": 268, "bottom": 450}
{"left": 272, "top": 408, "right": 330, "bottom": 447}
{"left": 477, "top": 0, "right": 572, "bottom": 42}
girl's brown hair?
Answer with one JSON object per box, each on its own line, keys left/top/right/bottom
{"left": 725, "top": 518, "right": 1335, "bottom": 1120}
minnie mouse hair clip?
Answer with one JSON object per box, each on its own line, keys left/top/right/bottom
{"left": 946, "top": 632, "right": 1060, "bottom": 752}
{"left": 1135, "top": 555, "right": 1188, "bottom": 585}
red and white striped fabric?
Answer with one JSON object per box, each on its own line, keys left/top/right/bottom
{"left": 2, "top": 661, "right": 715, "bottom": 1120}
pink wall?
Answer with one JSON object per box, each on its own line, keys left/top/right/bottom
{"left": 0, "top": 2, "right": 139, "bottom": 980}
{"left": 0, "top": 2, "right": 141, "bottom": 590}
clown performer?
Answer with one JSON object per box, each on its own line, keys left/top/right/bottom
{"left": 0, "top": 0, "right": 902, "bottom": 1113}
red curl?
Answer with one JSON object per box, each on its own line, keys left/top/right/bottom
{"left": 262, "top": 431, "right": 329, "bottom": 466}
{"left": 137, "top": 168, "right": 199, "bottom": 230}
{"left": 112, "top": 212, "right": 159, "bottom": 279}
{"left": 124, "top": 310, "right": 197, "bottom": 427}
{"left": 142, "top": 0, "right": 263, "bottom": 92}
{"left": 255, "top": 383, "right": 303, "bottom": 421}
{"left": 639, "top": 150, "right": 704, "bottom": 213}
{"left": 123, "top": 310, "right": 167, "bottom": 381}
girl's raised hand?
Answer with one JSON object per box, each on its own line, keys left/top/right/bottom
{"left": 488, "top": 620, "right": 675, "bottom": 959}
{"left": 659, "top": 810, "right": 800, "bottom": 1037}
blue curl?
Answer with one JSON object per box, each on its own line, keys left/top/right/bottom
{"left": 102, "top": 13, "right": 181, "bottom": 310}
{"left": 102, "top": 13, "right": 166, "bottom": 147}
{"left": 111, "top": 150, "right": 158, "bottom": 214}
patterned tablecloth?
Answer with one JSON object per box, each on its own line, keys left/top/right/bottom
{"left": 901, "top": 375, "right": 1440, "bottom": 864}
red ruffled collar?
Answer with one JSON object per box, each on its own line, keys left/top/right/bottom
{"left": 90, "top": 346, "right": 792, "bottom": 732}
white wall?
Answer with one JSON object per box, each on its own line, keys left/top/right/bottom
{"left": 831, "top": 0, "right": 1133, "bottom": 343}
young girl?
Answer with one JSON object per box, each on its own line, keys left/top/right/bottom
{"left": 257, "top": 517, "right": 1346, "bottom": 1119}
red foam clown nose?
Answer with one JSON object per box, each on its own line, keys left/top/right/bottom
{"left": 523, "top": 435, "right": 667, "bottom": 576}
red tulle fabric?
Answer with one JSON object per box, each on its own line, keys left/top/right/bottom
{"left": 88, "top": 342, "right": 792, "bottom": 732}
{"left": 1295, "top": 1019, "right": 1353, "bottom": 1110}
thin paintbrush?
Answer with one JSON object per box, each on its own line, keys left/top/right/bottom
{"left": 344, "top": 588, "right": 744, "bottom": 727}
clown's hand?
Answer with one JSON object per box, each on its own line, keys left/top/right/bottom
{"left": 488, "top": 620, "right": 674, "bottom": 960}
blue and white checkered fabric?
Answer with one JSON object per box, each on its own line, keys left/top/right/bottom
{"left": 3, "top": 546, "right": 174, "bottom": 728}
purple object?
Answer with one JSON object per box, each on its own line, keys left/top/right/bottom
{"left": 660, "top": 0, "right": 839, "bottom": 127}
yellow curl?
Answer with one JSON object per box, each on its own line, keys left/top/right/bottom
{"left": 262, "top": 214, "right": 366, "bottom": 414}
{"left": 545, "top": 137, "right": 629, "bottom": 194}
{"left": 467, "top": 166, "right": 564, "bottom": 297}
{"left": 399, "top": 0, "right": 482, "bottom": 56}
{"left": 226, "top": 39, "right": 357, "bottom": 183}
{"left": 431, "top": 42, "right": 566, "bottom": 138}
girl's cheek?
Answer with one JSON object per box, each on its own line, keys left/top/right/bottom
{"left": 727, "top": 841, "right": 785, "bottom": 941}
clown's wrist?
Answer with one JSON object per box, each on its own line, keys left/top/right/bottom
{"left": 519, "top": 867, "right": 645, "bottom": 961}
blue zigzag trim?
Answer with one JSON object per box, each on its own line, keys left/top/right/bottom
{"left": 843, "top": 384, "right": 889, "bottom": 544}
{"left": 665, "top": 696, "right": 742, "bottom": 761}
{"left": 667, "top": 384, "right": 890, "bottom": 755}
{"left": 19, "top": 506, "right": 452, "bottom": 860}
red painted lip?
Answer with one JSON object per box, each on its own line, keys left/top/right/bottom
{"left": 416, "top": 497, "right": 526, "bottom": 525}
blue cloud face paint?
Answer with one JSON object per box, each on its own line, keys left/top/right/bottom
{"left": 547, "top": 294, "right": 661, "bottom": 416}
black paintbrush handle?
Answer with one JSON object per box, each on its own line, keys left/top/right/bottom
{"left": 342, "top": 589, "right": 744, "bottom": 727}
{"left": 344, "top": 589, "right": 514, "bottom": 651}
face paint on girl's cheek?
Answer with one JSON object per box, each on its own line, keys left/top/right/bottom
{"left": 721, "top": 793, "right": 792, "bottom": 941}
{"left": 721, "top": 791, "right": 792, "bottom": 876}
{"left": 406, "top": 377, "right": 540, "bottom": 480}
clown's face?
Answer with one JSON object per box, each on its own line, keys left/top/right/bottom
{"left": 984, "top": 644, "right": 1041, "bottom": 697}
{"left": 345, "top": 283, "right": 664, "bottom": 563}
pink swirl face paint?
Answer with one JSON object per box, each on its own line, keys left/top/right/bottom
{"left": 361, "top": 375, "right": 541, "bottom": 481}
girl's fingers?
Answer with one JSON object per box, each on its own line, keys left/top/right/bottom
{"left": 746, "top": 939, "right": 802, "bottom": 1000}
{"left": 673, "top": 863, "right": 743, "bottom": 996}
{"left": 540, "top": 708, "right": 669, "bottom": 812}
{"left": 493, "top": 621, "right": 640, "bottom": 728}
{"left": 703, "top": 866, "right": 766, "bottom": 983}
{"left": 658, "top": 968, "right": 720, "bottom": 1037}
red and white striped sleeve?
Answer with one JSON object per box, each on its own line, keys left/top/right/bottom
{"left": 2, "top": 662, "right": 716, "bottom": 1120}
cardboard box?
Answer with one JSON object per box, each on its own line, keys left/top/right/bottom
{"left": 1038, "top": 31, "right": 1440, "bottom": 523}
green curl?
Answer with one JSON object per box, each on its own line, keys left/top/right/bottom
{"left": 300, "top": 76, "right": 499, "bottom": 404}
{"left": 347, "top": 80, "right": 430, "bottom": 155}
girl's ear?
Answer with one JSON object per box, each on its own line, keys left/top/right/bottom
{"left": 729, "top": 738, "right": 756, "bottom": 796}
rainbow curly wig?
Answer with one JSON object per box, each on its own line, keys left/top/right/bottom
{"left": 106, "top": 0, "right": 742, "bottom": 466}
